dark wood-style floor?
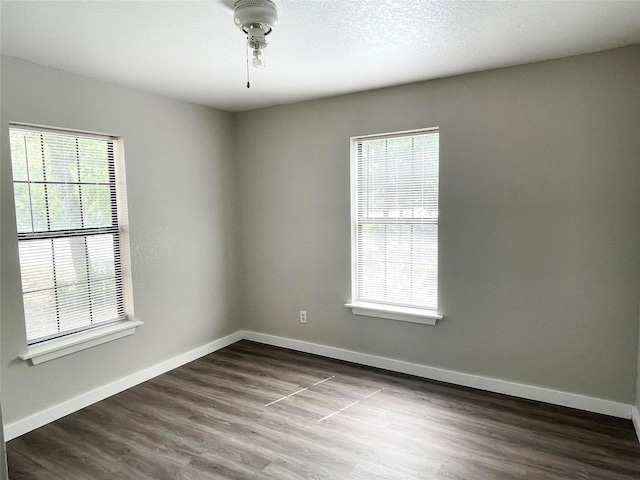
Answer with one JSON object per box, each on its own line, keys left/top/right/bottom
{"left": 7, "top": 340, "right": 640, "bottom": 479}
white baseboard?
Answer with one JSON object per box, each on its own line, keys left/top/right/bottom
{"left": 5, "top": 329, "right": 635, "bottom": 443}
{"left": 4, "top": 331, "right": 243, "bottom": 441}
{"left": 242, "top": 331, "right": 633, "bottom": 420}
{"left": 633, "top": 406, "right": 640, "bottom": 443}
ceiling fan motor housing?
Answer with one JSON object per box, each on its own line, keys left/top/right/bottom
{"left": 233, "top": 0, "right": 278, "bottom": 38}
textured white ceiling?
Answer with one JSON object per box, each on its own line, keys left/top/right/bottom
{"left": 1, "top": 1, "right": 639, "bottom": 112}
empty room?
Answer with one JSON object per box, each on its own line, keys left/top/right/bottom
{"left": 1, "top": 1, "right": 639, "bottom": 479}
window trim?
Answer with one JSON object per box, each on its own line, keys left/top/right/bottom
{"left": 347, "top": 127, "right": 442, "bottom": 325}
{"left": 345, "top": 301, "right": 441, "bottom": 325}
{"left": 19, "top": 319, "right": 143, "bottom": 365}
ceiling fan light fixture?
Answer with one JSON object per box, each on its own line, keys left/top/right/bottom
{"left": 252, "top": 47, "right": 263, "bottom": 68}
{"left": 233, "top": 0, "right": 278, "bottom": 87}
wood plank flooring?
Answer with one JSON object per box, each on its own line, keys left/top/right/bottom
{"left": 6, "top": 340, "right": 640, "bottom": 479}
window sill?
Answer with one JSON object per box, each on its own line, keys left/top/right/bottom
{"left": 19, "top": 320, "right": 144, "bottom": 365}
{"left": 345, "top": 302, "right": 442, "bottom": 325}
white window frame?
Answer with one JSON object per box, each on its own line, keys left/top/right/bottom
{"left": 9, "top": 123, "right": 140, "bottom": 364}
{"left": 346, "top": 128, "right": 442, "bottom": 325}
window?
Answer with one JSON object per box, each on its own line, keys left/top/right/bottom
{"left": 346, "top": 128, "right": 441, "bottom": 325}
{"left": 10, "top": 125, "right": 138, "bottom": 362}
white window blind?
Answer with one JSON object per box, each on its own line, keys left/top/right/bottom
{"left": 10, "top": 126, "right": 126, "bottom": 345}
{"left": 353, "top": 129, "right": 439, "bottom": 311}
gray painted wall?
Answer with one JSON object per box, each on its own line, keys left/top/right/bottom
{"left": 1, "top": 47, "right": 638, "bottom": 431}
{"left": 236, "top": 46, "right": 640, "bottom": 404}
{"left": 0, "top": 56, "right": 241, "bottom": 425}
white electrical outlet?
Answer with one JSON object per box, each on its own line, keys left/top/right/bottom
{"left": 300, "top": 310, "right": 307, "bottom": 323}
